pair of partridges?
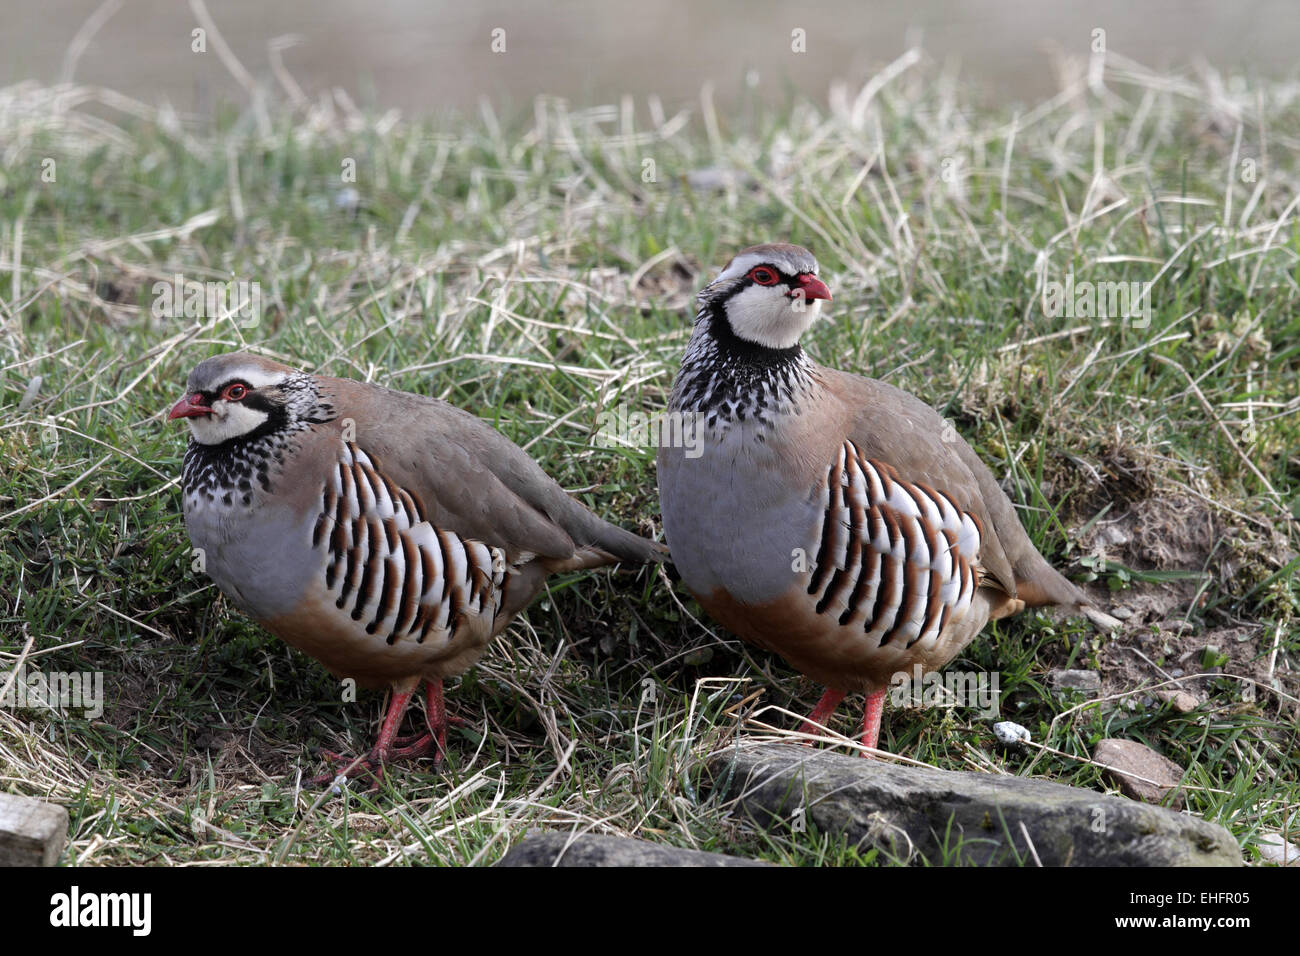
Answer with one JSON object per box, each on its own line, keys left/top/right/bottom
{"left": 169, "top": 243, "right": 1115, "bottom": 782}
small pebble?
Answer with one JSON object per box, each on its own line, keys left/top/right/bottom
{"left": 1112, "top": 606, "right": 1134, "bottom": 620}
{"left": 993, "top": 721, "right": 1032, "bottom": 746}
{"left": 1156, "top": 690, "right": 1198, "bottom": 713}
{"left": 1257, "top": 833, "right": 1300, "bottom": 866}
{"left": 1094, "top": 738, "right": 1187, "bottom": 808}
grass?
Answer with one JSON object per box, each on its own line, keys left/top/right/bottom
{"left": 0, "top": 53, "right": 1297, "bottom": 866}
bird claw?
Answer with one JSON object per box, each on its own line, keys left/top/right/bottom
{"left": 303, "top": 682, "right": 463, "bottom": 789}
{"left": 303, "top": 731, "right": 450, "bottom": 790}
{"left": 303, "top": 747, "right": 387, "bottom": 790}
{"left": 389, "top": 733, "right": 439, "bottom": 762}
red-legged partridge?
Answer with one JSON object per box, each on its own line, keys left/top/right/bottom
{"left": 170, "top": 352, "right": 662, "bottom": 781}
{"left": 657, "top": 243, "right": 1117, "bottom": 754}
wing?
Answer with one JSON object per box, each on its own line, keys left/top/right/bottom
{"left": 826, "top": 369, "right": 1024, "bottom": 592}
{"left": 805, "top": 439, "right": 983, "bottom": 649}
{"left": 313, "top": 441, "right": 507, "bottom": 651}
{"left": 318, "top": 377, "right": 661, "bottom": 567}
{"left": 829, "top": 367, "right": 1092, "bottom": 609}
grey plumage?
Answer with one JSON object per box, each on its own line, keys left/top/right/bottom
{"left": 172, "top": 351, "right": 663, "bottom": 774}
{"left": 658, "top": 243, "right": 1116, "bottom": 751}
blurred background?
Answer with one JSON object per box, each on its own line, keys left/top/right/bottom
{"left": 5, "top": 0, "right": 1297, "bottom": 112}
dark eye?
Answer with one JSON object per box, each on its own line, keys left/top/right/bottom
{"left": 222, "top": 383, "right": 248, "bottom": 402}
{"left": 749, "top": 267, "right": 780, "bottom": 286}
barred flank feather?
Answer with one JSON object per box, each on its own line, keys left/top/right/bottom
{"left": 806, "top": 442, "right": 983, "bottom": 652}
{"left": 320, "top": 443, "right": 506, "bottom": 648}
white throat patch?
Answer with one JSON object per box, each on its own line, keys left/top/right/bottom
{"left": 723, "top": 284, "right": 823, "bottom": 349}
{"left": 187, "top": 400, "right": 270, "bottom": 445}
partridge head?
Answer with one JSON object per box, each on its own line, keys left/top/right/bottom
{"left": 657, "top": 243, "right": 1115, "bottom": 753}
{"left": 170, "top": 352, "right": 663, "bottom": 782}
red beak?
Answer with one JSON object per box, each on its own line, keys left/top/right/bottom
{"left": 168, "top": 393, "right": 212, "bottom": 420}
{"left": 792, "top": 273, "right": 832, "bottom": 301}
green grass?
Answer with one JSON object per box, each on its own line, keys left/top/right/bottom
{"left": 1, "top": 60, "right": 1297, "bottom": 865}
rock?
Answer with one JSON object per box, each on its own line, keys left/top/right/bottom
{"left": 1048, "top": 669, "right": 1102, "bottom": 696}
{"left": 1155, "top": 689, "right": 1199, "bottom": 713}
{"left": 0, "top": 793, "right": 68, "bottom": 866}
{"left": 705, "top": 742, "right": 1239, "bottom": 866}
{"left": 1255, "top": 833, "right": 1300, "bottom": 866}
{"left": 993, "top": 721, "right": 1032, "bottom": 745}
{"left": 1112, "top": 606, "right": 1134, "bottom": 620}
{"left": 496, "top": 832, "right": 769, "bottom": 867}
{"left": 1094, "top": 525, "right": 1131, "bottom": 548}
{"left": 1094, "top": 738, "right": 1187, "bottom": 809}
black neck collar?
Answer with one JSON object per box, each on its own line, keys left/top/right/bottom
{"left": 703, "top": 304, "right": 804, "bottom": 369}
{"left": 670, "top": 304, "right": 815, "bottom": 425}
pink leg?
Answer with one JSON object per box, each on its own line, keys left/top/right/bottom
{"left": 424, "top": 677, "right": 470, "bottom": 759}
{"left": 346, "top": 679, "right": 464, "bottom": 767}
{"left": 860, "top": 687, "right": 887, "bottom": 756}
{"left": 798, "top": 688, "right": 847, "bottom": 739}
{"left": 373, "top": 688, "right": 415, "bottom": 758}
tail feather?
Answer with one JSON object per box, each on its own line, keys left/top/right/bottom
{"left": 1013, "top": 554, "right": 1122, "bottom": 632}
{"left": 552, "top": 493, "right": 667, "bottom": 567}
{"left": 549, "top": 538, "right": 667, "bottom": 574}
{"left": 596, "top": 522, "right": 668, "bottom": 566}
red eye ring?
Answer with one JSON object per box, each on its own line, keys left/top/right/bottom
{"left": 222, "top": 383, "right": 248, "bottom": 402}
{"left": 748, "top": 266, "right": 780, "bottom": 286}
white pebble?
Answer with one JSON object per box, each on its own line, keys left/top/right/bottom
{"left": 1257, "top": 833, "right": 1300, "bottom": 866}
{"left": 994, "top": 721, "right": 1032, "bottom": 746}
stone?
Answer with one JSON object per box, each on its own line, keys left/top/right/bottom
{"left": 1155, "top": 689, "right": 1198, "bottom": 713}
{"left": 993, "top": 721, "right": 1032, "bottom": 745}
{"left": 1255, "top": 833, "right": 1300, "bottom": 867}
{"left": 705, "top": 742, "right": 1239, "bottom": 866}
{"left": 0, "top": 793, "right": 68, "bottom": 866}
{"left": 496, "top": 832, "right": 770, "bottom": 867}
{"left": 1094, "top": 738, "right": 1188, "bottom": 809}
